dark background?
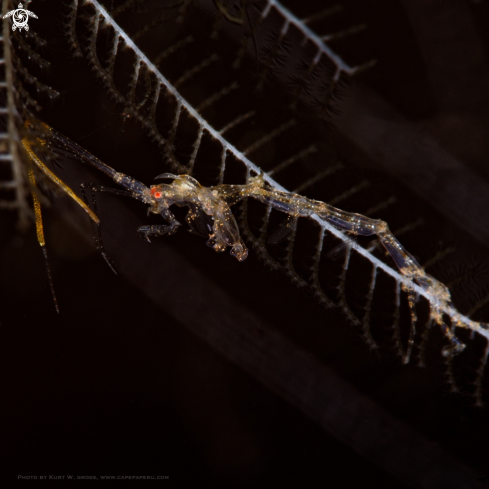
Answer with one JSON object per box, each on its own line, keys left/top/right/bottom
{"left": 2, "top": 0, "right": 489, "bottom": 486}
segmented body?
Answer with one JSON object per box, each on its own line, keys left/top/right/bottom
{"left": 26, "top": 121, "right": 488, "bottom": 364}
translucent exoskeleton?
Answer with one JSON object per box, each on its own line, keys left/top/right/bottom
{"left": 25, "top": 121, "right": 489, "bottom": 371}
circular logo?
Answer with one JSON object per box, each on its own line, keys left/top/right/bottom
{"left": 3, "top": 3, "right": 38, "bottom": 32}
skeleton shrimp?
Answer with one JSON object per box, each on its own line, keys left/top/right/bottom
{"left": 27, "top": 120, "right": 485, "bottom": 359}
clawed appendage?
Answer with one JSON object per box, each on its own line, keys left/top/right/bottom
{"left": 25, "top": 121, "right": 487, "bottom": 363}
{"left": 137, "top": 223, "right": 181, "bottom": 243}
{"left": 131, "top": 171, "right": 476, "bottom": 356}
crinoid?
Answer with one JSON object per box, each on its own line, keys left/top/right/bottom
{"left": 3, "top": 1, "right": 489, "bottom": 486}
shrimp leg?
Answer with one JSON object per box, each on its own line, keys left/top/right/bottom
{"left": 217, "top": 175, "right": 465, "bottom": 356}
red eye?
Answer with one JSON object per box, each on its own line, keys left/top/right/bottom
{"left": 151, "top": 188, "right": 162, "bottom": 198}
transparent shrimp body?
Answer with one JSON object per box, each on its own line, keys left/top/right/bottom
{"left": 216, "top": 175, "right": 453, "bottom": 295}
{"left": 25, "top": 120, "right": 489, "bottom": 397}
{"left": 207, "top": 174, "right": 468, "bottom": 356}
{"left": 148, "top": 174, "right": 248, "bottom": 261}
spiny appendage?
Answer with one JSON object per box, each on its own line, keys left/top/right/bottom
{"left": 361, "top": 266, "right": 379, "bottom": 351}
{"left": 473, "top": 343, "right": 489, "bottom": 406}
{"left": 257, "top": 0, "right": 362, "bottom": 79}
{"left": 400, "top": 283, "right": 417, "bottom": 365}
{"left": 70, "top": 0, "right": 199, "bottom": 174}
{"left": 238, "top": 197, "right": 335, "bottom": 311}
{"left": 236, "top": 181, "right": 375, "bottom": 352}
{"left": 235, "top": 172, "right": 334, "bottom": 307}
{"left": 249, "top": 0, "right": 375, "bottom": 113}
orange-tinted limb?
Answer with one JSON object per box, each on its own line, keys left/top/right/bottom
{"left": 22, "top": 132, "right": 100, "bottom": 313}
{"left": 22, "top": 137, "right": 100, "bottom": 225}
{"left": 27, "top": 169, "right": 59, "bottom": 314}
